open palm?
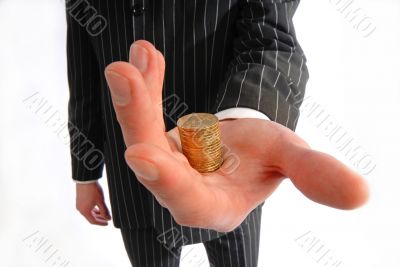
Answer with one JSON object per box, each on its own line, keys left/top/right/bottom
{"left": 105, "top": 40, "right": 369, "bottom": 232}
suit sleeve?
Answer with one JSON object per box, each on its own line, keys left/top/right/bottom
{"left": 66, "top": 11, "right": 105, "bottom": 182}
{"left": 213, "top": 0, "right": 309, "bottom": 131}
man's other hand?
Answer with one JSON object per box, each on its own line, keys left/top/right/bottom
{"left": 76, "top": 182, "right": 111, "bottom": 226}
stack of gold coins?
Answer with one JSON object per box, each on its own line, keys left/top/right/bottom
{"left": 177, "top": 113, "right": 223, "bottom": 173}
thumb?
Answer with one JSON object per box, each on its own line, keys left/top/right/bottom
{"left": 282, "top": 144, "right": 369, "bottom": 210}
{"left": 105, "top": 61, "right": 165, "bottom": 147}
{"left": 97, "top": 200, "right": 111, "bottom": 220}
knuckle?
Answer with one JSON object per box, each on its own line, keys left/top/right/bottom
{"left": 76, "top": 202, "right": 85, "bottom": 210}
{"left": 79, "top": 206, "right": 91, "bottom": 215}
{"left": 76, "top": 203, "right": 83, "bottom": 212}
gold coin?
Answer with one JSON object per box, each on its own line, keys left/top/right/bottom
{"left": 177, "top": 113, "right": 218, "bottom": 130}
{"left": 177, "top": 113, "right": 223, "bottom": 173}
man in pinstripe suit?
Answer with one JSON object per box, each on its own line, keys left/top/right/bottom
{"left": 67, "top": 0, "right": 368, "bottom": 266}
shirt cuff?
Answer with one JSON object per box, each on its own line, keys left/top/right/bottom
{"left": 73, "top": 179, "right": 99, "bottom": 184}
{"left": 214, "top": 107, "right": 271, "bottom": 121}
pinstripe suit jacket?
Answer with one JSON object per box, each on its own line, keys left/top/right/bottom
{"left": 66, "top": 0, "right": 308, "bottom": 245}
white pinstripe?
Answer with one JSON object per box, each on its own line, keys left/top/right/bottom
{"left": 251, "top": 212, "right": 258, "bottom": 261}
{"left": 216, "top": 67, "right": 235, "bottom": 112}
{"left": 243, "top": 223, "right": 250, "bottom": 266}
{"left": 218, "top": 0, "right": 231, "bottom": 100}
{"left": 236, "top": 66, "right": 250, "bottom": 107}
{"left": 257, "top": 66, "right": 266, "bottom": 110}
{"left": 226, "top": 234, "right": 234, "bottom": 266}
{"left": 297, "top": 55, "right": 304, "bottom": 86}
{"left": 274, "top": 71, "right": 281, "bottom": 88}
{"left": 275, "top": 87, "right": 280, "bottom": 120}
{"left": 193, "top": 0, "right": 198, "bottom": 112}
{"left": 285, "top": 2, "right": 290, "bottom": 33}
{"left": 171, "top": 0, "right": 176, "bottom": 120}
{"left": 288, "top": 46, "right": 293, "bottom": 76}
{"left": 204, "top": 0, "right": 209, "bottom": 110}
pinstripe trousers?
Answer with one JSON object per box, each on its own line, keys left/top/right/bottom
{"left": 121, "top": 206, "right": 263, "bottom": 267}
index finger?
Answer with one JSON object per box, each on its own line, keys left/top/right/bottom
{"left": 104, "top": 61, "right": 167, "bottom": 149}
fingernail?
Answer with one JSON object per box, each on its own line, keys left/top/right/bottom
{"left": 127, "top": 157, "right": 159, "bottom": 181}
{"left": 130, "top": 44, "right": 148, "bottom": 73}
{"left": 105, "top": 70, "right": 131, "bottom": 106}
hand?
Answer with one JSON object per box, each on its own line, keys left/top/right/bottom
{"left": 76, "top": 181, "right": 111, "bottom": 226}
{"left": 104, "top": 40, "right": 369, "bottom": 232}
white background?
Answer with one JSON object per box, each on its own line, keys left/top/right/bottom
{"left": 0, "top": 0, "right": 399, "bottom": 266}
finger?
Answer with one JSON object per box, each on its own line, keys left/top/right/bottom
{"left": 104, "top": 61, "right": 167, "bottom": 148}
{"left": 91, "top": 209, "right": 110, "bottom": 223}
{"left": 124, "top": 143, "right": 214, "bottom": 227}
{"left": 155, "top": 50, "right": 166, "bottom": 122}
{"left": 129, "top": 41, "right": 165, "bottom": 126}
{"left": 282, "top": 145, "right": 369, "bottom": 210}
{"left": 156, "top": 50, "right": 165, "bottom": 90}
{"left": 129, "top": 40, "right": 163, "bottom": 106}
{"left": 96, "top": 201, "right": 112, "bottom": 220}
{"left": 81, "top": 209, "right": 108, "bottom": 226}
